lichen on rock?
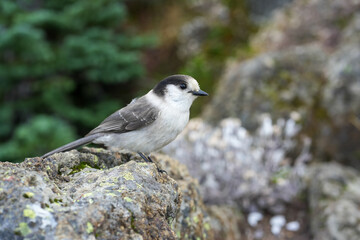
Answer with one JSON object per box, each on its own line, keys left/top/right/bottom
{"left": 0, "top": 148, "right": 225, "bottom": 240}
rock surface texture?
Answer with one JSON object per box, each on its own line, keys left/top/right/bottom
{"left": 164, "top": 118, "right": 312, "bottom": 239}
{"left": 203, "top": 0, "right": 360, "bottom": 168}
{"left": 0, "top": 148, "right": 241, "bottom": 240}
{"left": 307, "top": 163, "right": 360, "bottom": 240}
{"left": 164, "top": 118, "right": 309, "bottom": 211}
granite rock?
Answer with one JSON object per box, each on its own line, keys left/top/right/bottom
{"left": 163, "top": 117, "right": 310, "bottom": 213}
{"left": 307, "top": 163, "right": 360, "bottom": 240}
{"left": 0, "top": 148, "right": 223, "bottom": 240}
{"left": 252, "top": 0, "right": 360, "bottom": 51}
{"left": 203, "top": 0, "right": 360, "bottom": 168}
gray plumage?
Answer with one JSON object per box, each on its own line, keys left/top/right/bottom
{"left": 88, "top": 97, "right": 159, "bottom": 135}
{"left": 42, "top": 97, "right": 159, "bottom": 158}
{"left": 41, "top": 133, "right": 102, "bottom": 158}
{"left": 41, "top": 74, "right": 208, "bottom": 159}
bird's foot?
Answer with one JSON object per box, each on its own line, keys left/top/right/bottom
{"left": 137, "top": 152, "right": 167, "bottom": 174}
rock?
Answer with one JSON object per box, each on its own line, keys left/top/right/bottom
{"left": 321, "top": 43, "right": 360, "bottom": 166}
{"left": 324, "top": 43, "right": 360, "bottom": 119}
{"left": 0, "top": 148, "right": 221, "bottom": 240}
{"left": 178, "top": 17, "right": 212, "bottom": 58}
{"left": 163, "top": 118, "right": 310, "bottom": 212}
{"left": 203, "top": 44, "right": 327, "bottom": 131}
{"left": 151, "top": 153, "right": 214, "bottom": 240}
{"left": 154, "top": 153, "right": 245, "bottom": 240}
{"left": 286, "top": 221, "right": 300, "bottom": 232}
{"left": 270, "top": 215, "right": 286, "bottom": 235}
{"left": 206, "top": 205, "right": 243, "bottom": 240}
{"left": 343, "top": 14, "right": 360, "bottom": 45}
{"left": 203, "top": 0, "right": 360, "bottom": 168}
{"left": 247, "top": 212, "right": 263, "bottom": 227}
{"left": 177, "top": 0, "right": 229, "bottom": 59}
{"left": 307, "top": 163, "right": 360, "bottom": 240}
{"left": 252, "top": 0, "right": 360, "bottom": 51}
{"left": 246, "top": 0, "right": 295, "bottom": 23}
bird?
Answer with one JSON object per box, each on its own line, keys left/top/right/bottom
{"left": 42, "top": 74, "right": 208, "bottom": 170}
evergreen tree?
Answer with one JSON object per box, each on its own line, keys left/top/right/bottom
{"left": 0, "top": 0, "right": 155, "bottom": 162}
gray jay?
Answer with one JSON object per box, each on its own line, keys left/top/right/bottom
{"left": 42, "top": 75, "right": 208, "bottom": 167}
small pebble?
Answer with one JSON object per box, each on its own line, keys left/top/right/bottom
{"left": 286, "top": 221, "right": 300, "bottom": 231}
{"left": 270, "top": 215, "right": 286, "bottom": 235}
{"left": 271, "top": 225, "right": 282, "bottom": 235}
{"left": 247, "top": 212, "right": 263, "bottom": 227}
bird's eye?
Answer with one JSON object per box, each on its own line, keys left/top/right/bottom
{"left": 179, "top": 83, "right": 187, "bottom": 89}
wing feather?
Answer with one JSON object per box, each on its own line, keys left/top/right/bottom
{"left": 86, "top": 96, "right": 159, "bottom": 136}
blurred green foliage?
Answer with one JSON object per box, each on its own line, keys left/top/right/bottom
{"left": 182, "top": 0, "right": 256, "bottom": 115}
{"left": 0, "top": 0, "right": 155, "bottom": 162}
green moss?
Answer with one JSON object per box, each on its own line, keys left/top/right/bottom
{"left": 69, "top": 162, "right": 91, "bottom": 175}
{"left": 335, "top": 15, "right": 353, "bottom": 29}
{"left": 23, "top": 192, "right": 35, "bottom": 198}
{"left": 130, "top": 214, "right": 136, "bottom": 231}
{"left": 69, "top": 162, "right": 100, "bottom": 175}
{"left": 124, "top": 197, "right": 133, "bottom": 202}
{"left": 49, "top": 198, "right": 63, "bottom": 203}
{"left": 193, "top": 215, "right": 199, "bottom": 224}
{"left": 15, "top": 222, "right": 31, "bottom": 236}
{"left": 271, "top": 168, "right": 290, "bottom": 184}
{"left": 92, "top": 155, "right": 99, "bottom": 164}
{"left": 23, "top": 208, "right": 36, "bottom": 219}
{"left": 86, "top": 222, "right": 94, "bottom": 234}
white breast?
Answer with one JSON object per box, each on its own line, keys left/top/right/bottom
{"left": 94, "top": 91, "right": 190, "bottom": 154}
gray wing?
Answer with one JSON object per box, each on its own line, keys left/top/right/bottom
{"left": 86, "top": 96, "right": 160, "bottom": 136}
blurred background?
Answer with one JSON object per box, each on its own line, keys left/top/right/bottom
{"left": 1, "top": 0, "right": 360, "bottom": 239}
{"left": 0, "top": 0, "right": 257, "bottom": 162}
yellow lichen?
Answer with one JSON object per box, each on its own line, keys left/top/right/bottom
{"left": 106, "top": 192, "right": 117, "bottom": 197}
{"left": 86, "top": 222, "right": 94, "bottom": 234}
{"left": 83, "top": 192, "right": 93, "bottom": 198}
{"left": 16, "top": 222, "right": 31, "bottom": 236}
{"left": 23, "top": 208, "right": 36, "bottom": 219}
{"left": 123, "top": 172, "right": 134, "bottom": 181}
{"left": 204, "top": 222, "right": 211, "bottom": 231}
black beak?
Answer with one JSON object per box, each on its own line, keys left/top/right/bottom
{"left": 189, "top": 89, "right": 209, "bottom": 96}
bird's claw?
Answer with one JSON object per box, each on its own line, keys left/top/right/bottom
{"left": 137, "top": 152, "right": 167, "bottom": 174}
{"left": 156, "top": 168, "right": 167, "bottom": 174}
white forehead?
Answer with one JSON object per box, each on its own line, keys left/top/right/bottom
{"left": 183, "top": 75, "right": 200, "bottom": 91}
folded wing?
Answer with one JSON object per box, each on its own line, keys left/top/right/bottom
{"left": 87, "top": 96, "right": 160, "bottom": 136}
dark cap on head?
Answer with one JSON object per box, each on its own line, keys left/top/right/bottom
{"left": 153, "top": 75, "right": 190, "bottom": 97}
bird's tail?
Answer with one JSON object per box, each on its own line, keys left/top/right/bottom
{"left": 42, "top": 133, "right": 103, "bottom": 158}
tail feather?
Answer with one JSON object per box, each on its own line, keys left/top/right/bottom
{"left": 42, "top": 133, "right": 102, "bottom": 158}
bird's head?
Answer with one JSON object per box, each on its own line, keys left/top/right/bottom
{"left": 153, "top": 75, "right": 208, "bottom": 110}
